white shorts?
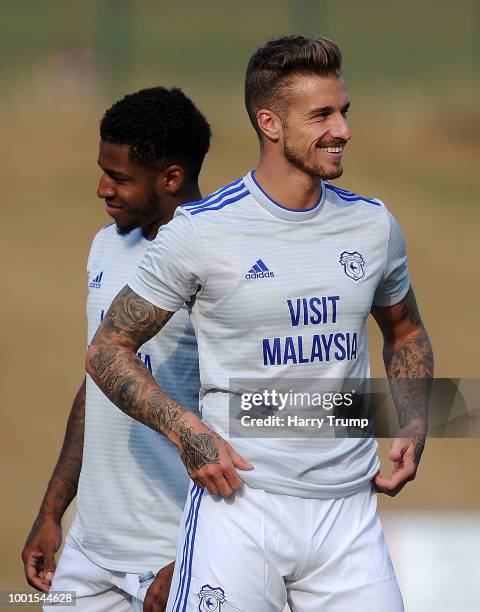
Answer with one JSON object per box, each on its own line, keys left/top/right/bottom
{"left": 167, "top": 482, "right": 404, "bottom": 612}
{"left": 43, "top": 543, "right": 153, "bottom": 611}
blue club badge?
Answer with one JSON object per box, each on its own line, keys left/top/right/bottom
{"left": 197, "top": 585, "right": 226, "bottom": 611}
{"left": 339, "top": 251, "right": 365, "bottom": 281}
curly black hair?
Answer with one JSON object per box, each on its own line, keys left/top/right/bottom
{"left": 100, "top": 87, "right": 211, "bottom": 179}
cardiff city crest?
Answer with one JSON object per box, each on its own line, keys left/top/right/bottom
{"left": 197, "top": 585, "right": 226, "bottom": 611}
{"left": 339, "top": 251, "right": 365, "bottom": 281}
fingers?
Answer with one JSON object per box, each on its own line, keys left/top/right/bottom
{"left": 374, "top": 457, "right": 417, "bottom": 497}
{"left": 191, "top": 467, "right": 235, "bottom": 497}
{"left": 152, "top": 596, "right": 168, "bottom": 612}
{"left": 42, "top": 551, "right": 57, "bottom": 587}
{"left": 190, "top": 464, "right": 242, "bottom": 497}
{"left": 374, "top": 437, "right": 419, "bottom": 496}
{"left": 210, "top": 475, "right": 234, "bottom": 497}
{"left": 143, "top": 564, "right": 174, "bottom": 612}
{"left": 374, "top": 470, "right": 411, "bottom": 495}
{"left": 225, "top": 443, "right": 254, "bottom": 471}
{"left": 149, "top": 594, "right": 168, "bottom": 612}
{"left": 388, "top": 437, "right": 409, "bottom": 463}
{"left": 143, "top": 587, "right": 155, "bottom": 612}
{"left": 202, "top": 478, "right": 219, "bottom": 497}
{"left": 23, "top": 551, "right": 51, "bottom": 592}
{"left": 222, "top": 465, "right": 244, "bottom": 493}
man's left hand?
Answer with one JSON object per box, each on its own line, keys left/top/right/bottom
{"left": 374, "top": 429, "right": 426, "bottom": 497}
{"left": 143, "top": 562, "right": 174, "bottom": 612}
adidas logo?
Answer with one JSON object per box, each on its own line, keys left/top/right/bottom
{"left": 89, "top": 271, "right": 103, "bottom": 289}
{"left": 245, "top": 259, "right": 275, "bottom": 280}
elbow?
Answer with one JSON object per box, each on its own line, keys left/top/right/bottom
{"left": 86, "top": 342, "right": 110, "bottom": 380}
{"left": 389, "top": 324, "right": 429, "bottom": 350}
{"left": 86, "top": 341, "right": 123, "bottom": 382}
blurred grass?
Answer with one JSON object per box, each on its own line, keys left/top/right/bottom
{"left": 0, "top": 0, "right": 477, "bottom": 85}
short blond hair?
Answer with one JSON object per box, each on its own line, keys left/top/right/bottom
{"left": 245, "top": 35, "right": 343, "bottom": 137}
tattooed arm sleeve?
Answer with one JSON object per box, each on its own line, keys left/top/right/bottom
{"left": 85, "top": 286, "right": 182, "bottom": 436}
{"left": 371, "top": 287, "right": 434, "bottom": 458}
{"left": 85, "top": 285, "right": 214, "bottom": 471}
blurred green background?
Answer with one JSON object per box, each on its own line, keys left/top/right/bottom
{"left": 1, "top": 1, "right": 479, "bottom": 610}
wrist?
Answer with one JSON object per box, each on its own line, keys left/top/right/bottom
{"left": 167, "top": 411, "right": 205, "bottom": 449}
{"left": 396, "top": 419, "right": 428, "bottom": 445}
{"left": 403, "top": 416, "right": 428, "bottom": 434}
{"left": 37, "top": 509, "right": 63, "bottom": 525}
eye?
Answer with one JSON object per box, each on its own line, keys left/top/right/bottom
{"left": 109, "top": 175, "right": 127, "bottom": 185}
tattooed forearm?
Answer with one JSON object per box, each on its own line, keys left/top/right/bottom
{"left": 385, "top": 328, "right": 433, "bottom": 427}
{"left": 88, "top": 344, "right": 219, "bottom": 471}
{"left": 29, "top": 378, "right": 85, "bottom": 536}
{"left": 86, "top": 287, "right": 219, "bottom": 472}
{"left": 147, "top": 394, "right": 219, "bottom": 470}
{"left": 380, "top": 289, "right": 434, "bottom": 431}
{"left": 87, "top": 288, "right": 177, "bottom": 430}
{"left": 88, "top": 340, "right": 181, "bottom": 433}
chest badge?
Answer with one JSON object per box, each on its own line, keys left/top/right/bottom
{"left": 339, "top": 251, "right": 365, "bottom": 281}
{"left": 197, "top": 585, "right": 226, "bottom": 611}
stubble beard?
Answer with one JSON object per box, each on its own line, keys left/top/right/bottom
{"left": 115, "top": 192, "right": 160, "bottom": 236}
{"left": 283, "top": 131, "right": 344, "bottom": 181}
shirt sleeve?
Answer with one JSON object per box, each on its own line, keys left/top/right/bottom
{"left": 86, "top": 233, "right": 99, "bottom": 275}
{"left": 373, "top": 210, "right": 410, "bottom": 307}
{"left": 128, "top": 208, "right": 204, "bottom": 312}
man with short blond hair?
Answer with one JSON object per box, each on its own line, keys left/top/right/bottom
{"left": 87, "top": 36, "right": 432, "bottom": 611}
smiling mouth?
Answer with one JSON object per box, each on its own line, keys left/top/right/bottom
{"left": 317, "top": 145, "right": 344, "bottom": 153}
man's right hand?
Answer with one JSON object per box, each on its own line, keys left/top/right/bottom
{"left": 175, "top": 414, "right": 253, "bottom": 497}
{"left": 22, "top": 516, "right": 62, "bottom": 592}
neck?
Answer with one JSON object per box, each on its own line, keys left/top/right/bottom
{"left": 254, "top": 151, "right": 322, "bottom": 211}
{"left": 141, "top": 184, "right": 202, "bottom": 240}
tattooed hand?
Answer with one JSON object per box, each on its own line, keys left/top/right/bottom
{"left": 146, "top": 390, "right": 253, "bottom": 496}
{"left": 371, "top": 287, "right": 433, "bottom": 496}
{"left": 175, "top": 415, "right": 253, "bottom": 496}
{"left": 86, "top": 287, "right": 253, "bottom": 497}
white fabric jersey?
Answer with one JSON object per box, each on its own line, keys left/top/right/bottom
{"left": 128, "top": 172, "right": 410, "bottom": 499}
{"left": 67, "top": 223, "right": 200, "bottom": 572}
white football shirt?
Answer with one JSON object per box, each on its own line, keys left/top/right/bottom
{"left": 128, "top": 172, "right": 410, "bottom": 499}
{"left": 67, "top": 223, "right": 200, "bottom": 572}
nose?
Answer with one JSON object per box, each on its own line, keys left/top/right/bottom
{"left": 331, "top": 113, "right": 351, "bottom": 143}
{"left": 97, "top": 174, "right": 116, "bottom": 199}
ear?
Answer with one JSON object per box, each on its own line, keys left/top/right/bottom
{"left": 158, "top": 164, "right": 185, "bottom": 195}
{"left": 256, "top": 108, "right": 283, "bottom": 143}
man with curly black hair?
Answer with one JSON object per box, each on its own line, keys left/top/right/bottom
{"left": 22, "top": 87, "right": 211, "bottom": 612}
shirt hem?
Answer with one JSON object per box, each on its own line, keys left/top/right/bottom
{"left": 65, "top": 531, "right": 174, "bottom": 574}
{"left": 241, "top": 460, "right": 380, "bottom": 500}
